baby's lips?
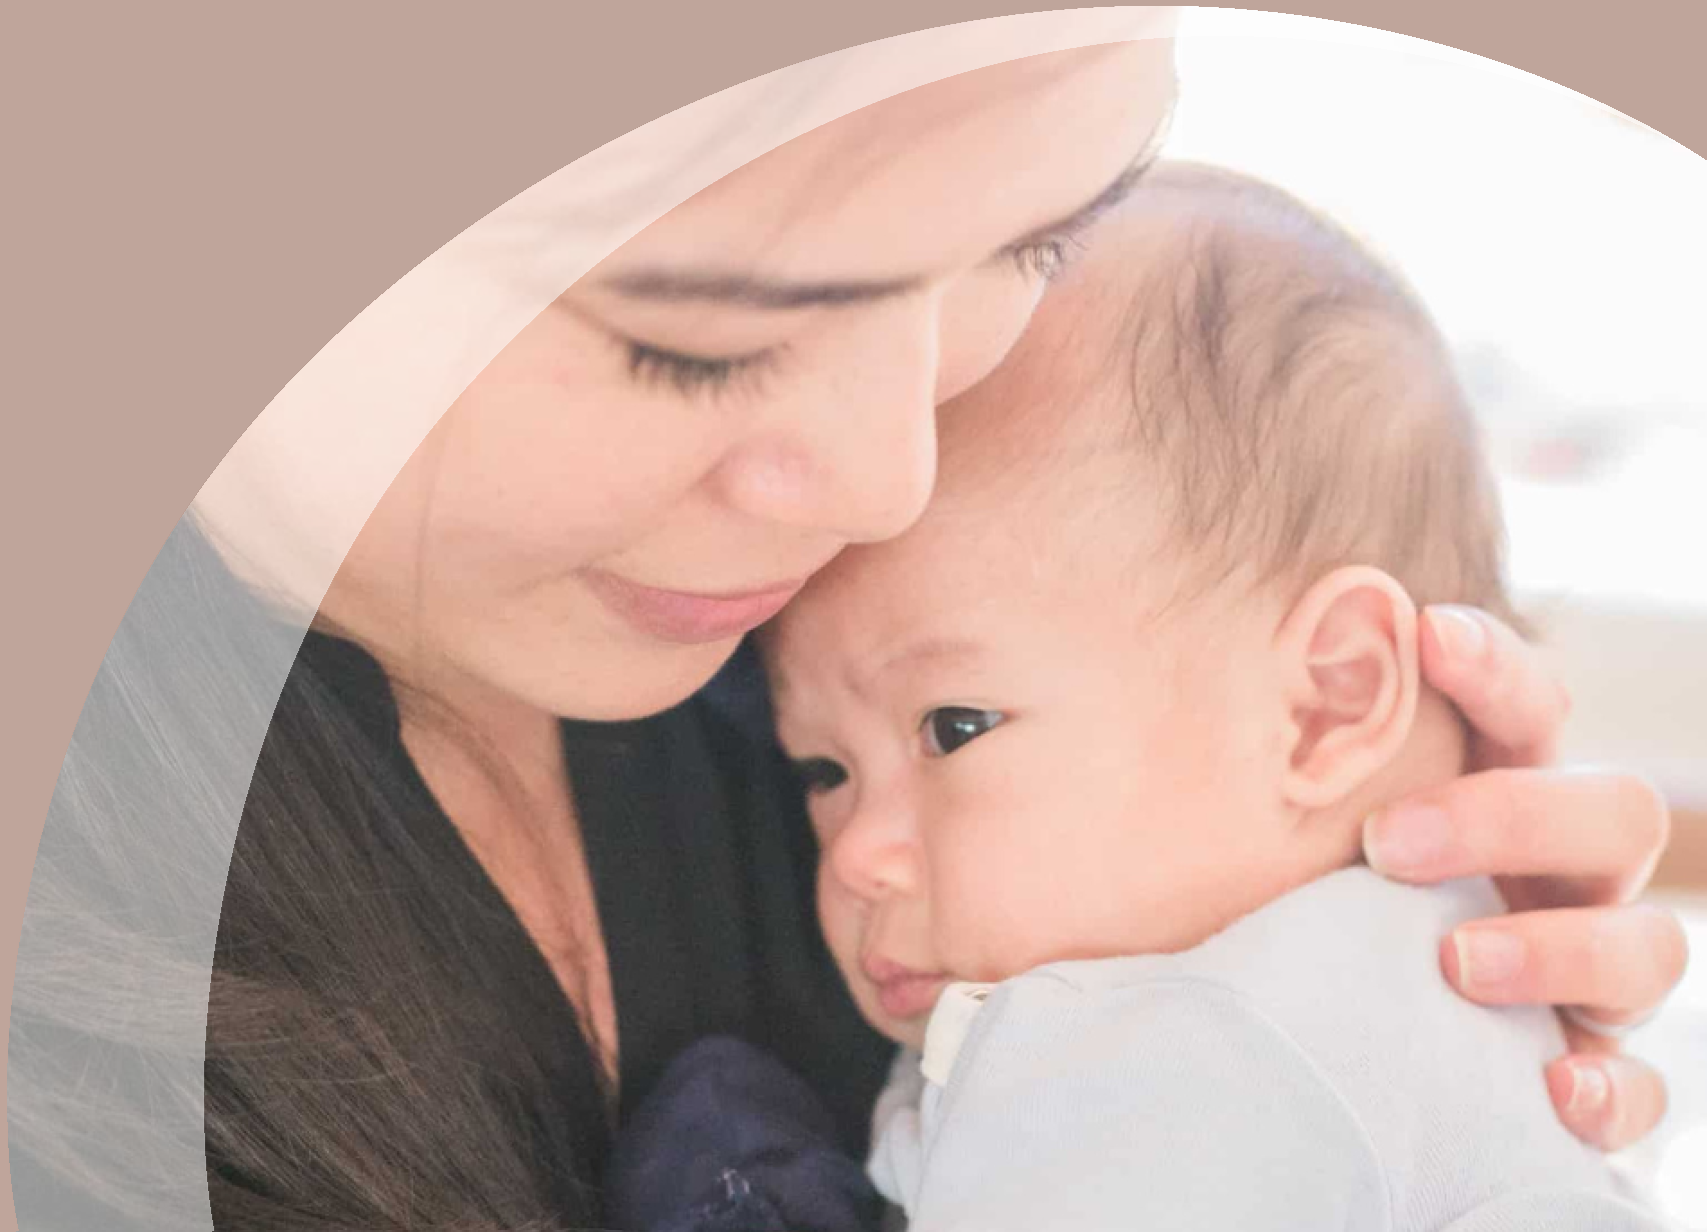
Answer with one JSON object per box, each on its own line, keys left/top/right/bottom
{"left": 861, "top": 953, "right": 918, "bottom": 985}
{"left": 871, "top": 968, "right": 952, "bottom": 1021}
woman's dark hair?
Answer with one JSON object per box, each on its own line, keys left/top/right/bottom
{"left": 10, "top": 517, "right": 600, "bottom": 1230}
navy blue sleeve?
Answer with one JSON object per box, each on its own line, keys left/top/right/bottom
{"left": 606, "top": 1036, "right": 882, "bottom": 1232}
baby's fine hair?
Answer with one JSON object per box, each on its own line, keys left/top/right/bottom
{"left": 1087, "top": 160, "right": 1521, "bottom": 629}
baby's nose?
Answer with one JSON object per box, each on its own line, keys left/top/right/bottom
{"left": 825, "top": 807, "right": 920, "bottom": 900}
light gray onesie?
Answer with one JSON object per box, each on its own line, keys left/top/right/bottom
{"left": 868, "top": 868, "right": 1667, "bottom": 1231}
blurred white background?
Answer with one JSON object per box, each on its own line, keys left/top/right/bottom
{"left": 1165, "top": 9, "right": 1707, "bottom": 1226}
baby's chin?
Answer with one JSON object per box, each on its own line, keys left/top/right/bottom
{"left": 848, "top": 985, "right": 931, "bottom": 1051}
{"left": 873, "top": 1014, "right": 928, "bottom": 1052}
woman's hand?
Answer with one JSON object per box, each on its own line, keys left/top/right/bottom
{"left": 1362, "top": 604, "right": 1689, "bottom": 1152}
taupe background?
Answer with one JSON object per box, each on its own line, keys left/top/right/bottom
{"left": 5, "top": 4, "right": 1705, "bottom": 1227}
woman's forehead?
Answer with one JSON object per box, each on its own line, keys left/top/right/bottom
{"left": 588, "top": 42, "right": 1176, "bottom": 290}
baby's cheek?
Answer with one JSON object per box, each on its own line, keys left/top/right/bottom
{"left": 932, "top": 867, "right": 1050, "bottom": 983}
{"left": 815, "top": 869, "right": 857, "bottom": 965}
{"left": 935, "top": 852, "right": 1152, "bottom": 978}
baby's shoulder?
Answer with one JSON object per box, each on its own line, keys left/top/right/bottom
{"left": 1154, "top": 869, "right": 1567, "bottom": 1102}
{"left": 1192, "top": 867, "right": 1507, "bottom": 1013}
{"left": 1043, "top": 867, "right": 1509, "bottom": 1033}
{"left": 1134, "top": 868, "right": 1612, "bottom": 1222}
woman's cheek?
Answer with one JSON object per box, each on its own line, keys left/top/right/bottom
{"left": 934, "top": 269, "right": 1049, "bottom": 405}
{"left": 467, "top": 313, "right": 732, "bottom": 511}
{"left": 443, "top": 375, "right": 730, "bottom": 563}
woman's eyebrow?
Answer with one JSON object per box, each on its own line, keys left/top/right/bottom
{"left": 600, "top": 268, "right": 923, "bottom": 310}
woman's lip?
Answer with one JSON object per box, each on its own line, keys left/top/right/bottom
{"left": 583, "top": 570, "right": 803, "bottom": 644}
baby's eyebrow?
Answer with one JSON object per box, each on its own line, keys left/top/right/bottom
{"left": 862, "top": 635, "right": 988, "bottom": 690}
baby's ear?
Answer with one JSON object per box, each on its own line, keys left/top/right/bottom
{"left": 1273, "top": 566, "right": 1420, "bottom": 812}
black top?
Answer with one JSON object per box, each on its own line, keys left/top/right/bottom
{"left": 296, "top": 631, "right": 894, "bottom": 1219}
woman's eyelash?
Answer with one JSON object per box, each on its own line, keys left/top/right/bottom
{"left": 626, "top": 342, "right": 775, "bottom": 398}
{"left": 1006, "top": 229, "right": 1090, "bottom": 282}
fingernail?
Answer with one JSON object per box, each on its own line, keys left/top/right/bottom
{"left": 1363, "top": 805, "right": 1452, "bottom": 875}
{"left": 1451, "top": 928, "right": 1528, "bottom": 992}
{"left": 1565, "top": 1062, "right": 1611, "bottom": 1118}
{"left": 1429, "top": 606, "right": 1488, "bottom": 664}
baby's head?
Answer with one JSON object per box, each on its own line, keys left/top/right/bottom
{"left": 763, "top": 162, "right": 1517, "bottom": 1047}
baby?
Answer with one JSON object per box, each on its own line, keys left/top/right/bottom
{"left": 753, "top": 163, "right": 1666, "bottom": 1231}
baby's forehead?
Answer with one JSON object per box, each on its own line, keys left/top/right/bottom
{"left": 772, "top": 471, "right": 1091, "bottom": 630}
{"left": 771, "top": 436, "right": 1173, "bottom": 677}
{"left": 931, "top": 255, "right": 1191, "bottom": 530}
{"left": 936, "top": 288, "right": 1144, "bottom": 499}
{"left": 948, "top": 203, "right": 1221, "bottom": 449}
{"left": 956, "top": 169, "right": 1423, "bottom": 483}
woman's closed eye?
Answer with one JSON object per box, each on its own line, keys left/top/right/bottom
{"left": 920, "top": 706, "right": 1006, "bottom": 757}
{"left": 626, "top": 340, "right": 779, "bottom": 399}
{"left": 791, "top": 755, "right": 849, "bottom": 797}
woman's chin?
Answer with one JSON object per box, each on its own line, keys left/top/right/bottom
{"left": 552, "top": 640, "right": 740, "bottom": 723}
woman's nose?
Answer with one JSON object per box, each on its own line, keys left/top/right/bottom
{"left": 711, "top": 296, "right": 942, "bottom": 546}
{"left": 824, "top": 785, "right": 919, "bottom": 902}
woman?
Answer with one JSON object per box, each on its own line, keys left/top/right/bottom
{"left": 13, "top": 19, "right": 1685, "bottom": 1232}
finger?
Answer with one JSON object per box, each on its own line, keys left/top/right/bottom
{"left": 1560, "top": 1019, "right": 1626, "bottom": 1058}
{"left": 1561, "top": 1004, "right": 1656, "bottom": 1040}
{"left": 1417, "top": 605, "right": 1570, "bottom": 768}
{"left": 1437, "top": 904, "right": 1688, "bottom": 1016}
{"left": 1544, "top": 1054, "right": 1669, "bottom": 1152}
{"left": 1363, "top": 767, "right": 1670, "bottom": 896}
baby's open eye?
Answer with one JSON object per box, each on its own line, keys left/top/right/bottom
{"left": 920, "top": 706, "right": 1006, "bottom": 758}
{"left": 791, "top": 756, "right": 849, "bottom": 796}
